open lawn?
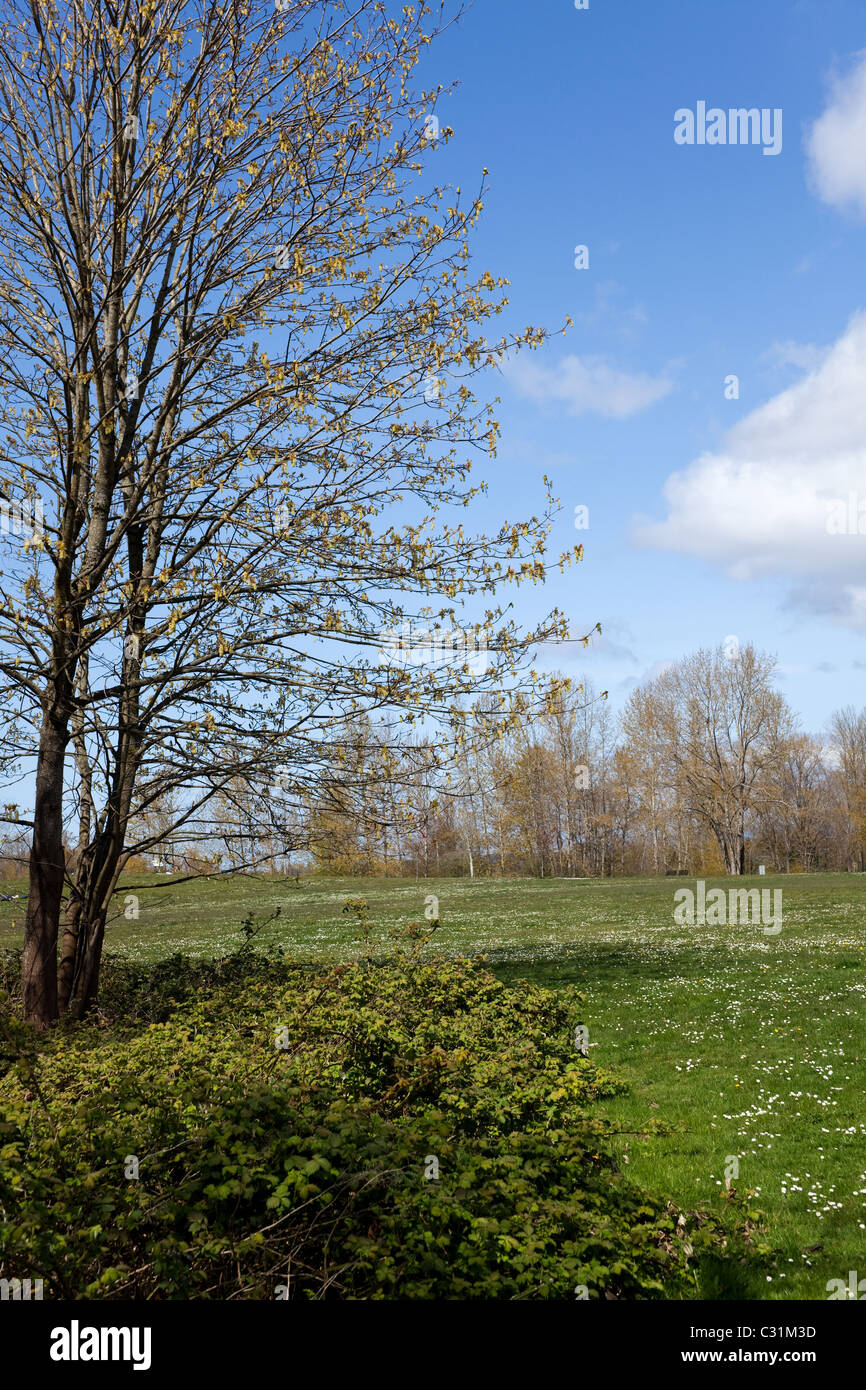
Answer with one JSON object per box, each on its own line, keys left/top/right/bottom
{"left": 2, "top": 870, "right": 864, "bottom": 1300}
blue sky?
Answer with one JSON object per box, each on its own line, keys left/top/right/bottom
{"left": 416, "top": 0, "right": 866, "bottom": 731}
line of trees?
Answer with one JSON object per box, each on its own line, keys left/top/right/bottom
{"left": 4, "top": 641, "right": 862, "bottom": 891}
{"left": 294, "top": 644, "right": 866, "bottom": 878}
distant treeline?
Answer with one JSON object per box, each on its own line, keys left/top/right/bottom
{"left": 300, "top": 645, "right": 866, "bottom": 879}
{"left": 3, "top": 644, "right": 864, "bottom": 884}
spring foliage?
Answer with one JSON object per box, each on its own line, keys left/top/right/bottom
{"left": 0, "top": 923, "right": 764, "bottom": 1298}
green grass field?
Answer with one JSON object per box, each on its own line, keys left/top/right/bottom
{"left": 2, "top": 870, "right": 864, "bottom": 1300}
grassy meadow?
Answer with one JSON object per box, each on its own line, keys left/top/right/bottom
{"left": 2, "top": 870, "right": 864, "bottom": 1300}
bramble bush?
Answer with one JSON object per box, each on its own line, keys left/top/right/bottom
{"left": 0, "top": 915, "right": 767, "bottom": 1299}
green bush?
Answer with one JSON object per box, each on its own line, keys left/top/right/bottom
{"left": 0, "top": 933, "right": 764, "bottom": 1299}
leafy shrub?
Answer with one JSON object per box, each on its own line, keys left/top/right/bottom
{"left": 0, "top": 933, "right": 764, "bottom": 1299}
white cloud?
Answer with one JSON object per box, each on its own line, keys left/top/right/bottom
{"left": 633, "top": 312, "right": 866, "bottom": 629}
{"left": 538, "top": 626, "right": 636, "bottom": 666}
{"left": 576, "top": 280, "right": 649, "bottom": 338}
{"left": 805, "top": 51, "right": 866, "bottom": 217}
{"left": 761, "top": 338, "right": 829, "bottom": 372}
{"left": 503, "top": 352, "right": 674, "bottom": 419}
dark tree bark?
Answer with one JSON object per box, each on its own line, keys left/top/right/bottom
{"left": 21, "top": 707, "right": 69, "bottom": 1027}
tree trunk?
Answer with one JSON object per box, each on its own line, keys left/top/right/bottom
{"left": 74, "top": 909, "right": 107, "bottom": 1018}
{"left": 59, "top": 695, "right": 95, "bottom": 1014}
{"left": 21, "top": 711, "right": 68, "bottom": 1027}
{"left": 67, "top": 809, "right": 129, "bottom": 1016}
{"left": 58, "top": 891, "right": 84, "bottom": 1014}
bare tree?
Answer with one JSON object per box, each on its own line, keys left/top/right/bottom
{"left": 655, "top": 644, "right": 792, "bottom": 875}
{"left": 828, "top": 707, "right": 866, "bottom": 871}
